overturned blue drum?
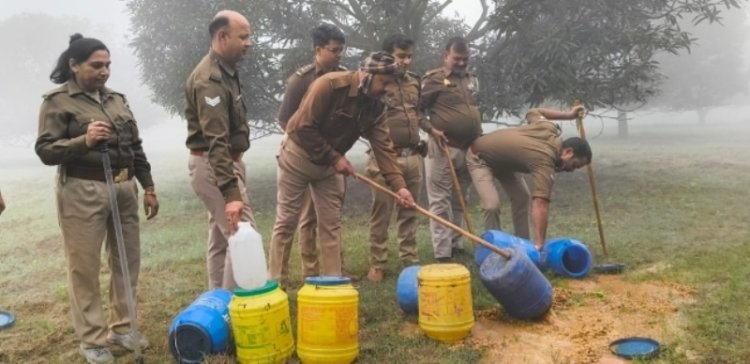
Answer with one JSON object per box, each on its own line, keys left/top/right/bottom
{"left": 479, "top": 245, "right": 553, "bottom": 320}
{"left": 168, "top": 289, "right": 232, "bottom": 363}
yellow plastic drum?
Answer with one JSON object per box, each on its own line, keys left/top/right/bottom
{"left": 297, "top": 276, "right": 359, "bottom": 364}
{"left": 229, "top": 280, "right": 294, "bottom": 364}
{"left": 417, "top": 263, "right": 474, "bottom": 342}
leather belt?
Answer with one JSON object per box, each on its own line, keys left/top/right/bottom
{"left": 190, "top": 149, "right": 243, "bottom": 162}
{"left": 393, "top": 146, "right": 418, "bottom": 158}
{"left": 65, "top": 165, "right": 134, "bottom": 183}
{"left": 281, "top": 134, "right": 311, "bottom": 159}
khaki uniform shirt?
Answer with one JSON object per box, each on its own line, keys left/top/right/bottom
{"left": 420, "top": 68, "right": 482, "bottom": 147}
{"left": 36, "top": 81, "right": 154, "bottom": 188}
{"left": 185, "top": 49, "right": 249, "bottom": 202}
{"left": 382, "top": 72, "right": 431, "bottom": 147}
{"left": 472, "top": 109, "right": 562, "bottom": 200}
{"left": 286, "top": 71, "right": 406, "bottom": 191}
{"left": 277, "top": 62, "right": 346, "bottom": 130}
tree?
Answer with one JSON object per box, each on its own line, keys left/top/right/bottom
{"left": 127, "top": 0, "right": 746, "bottom": 139}
{"left": 648, "top": 8, "right": 749, "bottom": 124}
{"left": 126, "top": 0, "right": 476, "bottom": 139}
{"left": 476, "top": 0, "right": 745, "bottom": 119}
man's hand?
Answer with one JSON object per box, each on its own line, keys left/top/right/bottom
{"left": 396, "top": 188, "right": 415, "bottom": 208}
{"left": 572, "top": 104, "right": 585, "bottom": 118}
{"left": 85, "top": 120, "right": 112, "bottom": 148}
{"left": 225, "top": 200, "right": 244, "bottom": 232}
{"left": 334, "top": 157, "right": 355, "bottom": 176}
{"left": 430, "top": 128, "right": 447, "bottom": 147}
{"left": 143, "top": 192, "right": 159, "bottom": 220}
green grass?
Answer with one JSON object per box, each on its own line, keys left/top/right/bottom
{"left": 1, "top": 123, "right": 749, "bottom": 363}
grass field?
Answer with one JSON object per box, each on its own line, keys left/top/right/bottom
{"left": 1, "top": 120, "right": 749, "bottom": 363}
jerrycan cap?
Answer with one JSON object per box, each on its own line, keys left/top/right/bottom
{"left": 233, "top": 280, "right": 278, "bottom": 297}
{"left": 305, "top": 276, "right": 351, "bottom": 286}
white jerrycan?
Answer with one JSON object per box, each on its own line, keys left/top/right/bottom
{"left": 228, "top": 222, "right": 268, "bottom": 289}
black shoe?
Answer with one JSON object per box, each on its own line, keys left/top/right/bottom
{"left": 436, "top": 257, "right": 452, "bottom": 263}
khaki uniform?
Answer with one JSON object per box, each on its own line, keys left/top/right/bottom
{"left": 35, "top": 81, "right": 154, "bottom": 349}
{"left": 185, "top": 49, "right": 256, "bottom": 290}
{"left": 367, "top": 72, "right": 428, "bottom": 269}
{"left": 276, "top": 63, "right": 346, "bottom": 279}
{"left": 420, "top": 68, "right": 482, "bottom": 258}
{"left": 268, "top": 71, "right": 406, "bottom": 282}
{"left": 467, "top": 110, "right": 564, "bottom": 234}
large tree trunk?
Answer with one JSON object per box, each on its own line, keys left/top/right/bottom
{"left": 617, "top": 110, "right": 628, "bottom": 139}
{"left": 697, "top": 108, "right": 708, "bottom": 125}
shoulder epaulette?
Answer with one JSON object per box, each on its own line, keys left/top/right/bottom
{"left": 295, "top": 63, "right": 316, "bottom": 77}
{"left": 42, "top": 85, "right": 68, "bottom": 100}
{"left": 329, "top": 73, "right": 352, "bottom": 89}
{"left": 424, "top": 68, "right": 443, "bottom": 78}
{"left": 406, "top": 71, "right": 420, "bottom": 80}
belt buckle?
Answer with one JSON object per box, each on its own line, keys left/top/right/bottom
{"left": 114, "top": 168, "right": 128, "bottom": 183}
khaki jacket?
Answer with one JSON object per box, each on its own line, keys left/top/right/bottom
{"left": 420, "top": 67, "right": 482, "bottom": 147}
{"left": 36, "top": 81, "right": 154, "bottom": 188}
{"left": 286, "top": 71, "right": 406, "bottom": 191}
{"left": 185, "top": 49, "right": 249, "bottom": 202}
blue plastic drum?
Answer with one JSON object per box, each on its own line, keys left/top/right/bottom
{"left": 479, "top": 245, "right": 553, "bottom": 320}
{"left": 476, "top": 230, "right": 542, "bottom": 269}
{"left": 168, "top": 289, "right": 233, "bottom": 363}
{"left": 543, "top": 238, "right": 592, "bottom": 278}
{"left": 396, "top": 265, "right": 422, "bottom": 314}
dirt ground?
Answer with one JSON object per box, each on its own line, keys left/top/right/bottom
{"left": 400, "top": 270, "right": 695, "bottom": 364}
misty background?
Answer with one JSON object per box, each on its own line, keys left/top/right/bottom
{"left": 1, "top": 0, "right": 749, "bottom": 174}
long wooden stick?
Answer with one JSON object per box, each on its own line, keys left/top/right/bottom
{"left": 442, "top": 144, "right": 475, "bottom": 234}
{"left": 353, "top": 172, "right": 511, "bottom": 259}
{"left": 573, "top": 100, "right": 608, "bottom": 257}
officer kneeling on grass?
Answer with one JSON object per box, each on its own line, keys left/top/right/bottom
{"left": 466, "top": 106, "right": 592, "bottom": 251}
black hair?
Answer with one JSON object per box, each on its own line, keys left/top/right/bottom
{"left": 49, "top": 33, "right": 109, "bottom": 84}
{"left": 311, "top": 23, "right": 345, "bottom": 47}
{"left": 382, "top": 34, "right": 414, "bottom": 53}
{"left": 445, "top": 36, "right": 469, "bottom": 53}
{"left": 209, "top": 16, "right": 230, "bottom": 38}
{"left": 562, "top": 137, "right": 592, "bottom": 163}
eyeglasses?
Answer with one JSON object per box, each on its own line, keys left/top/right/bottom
{"left": 324, "top": 46, "right": 346, "bottom": 54}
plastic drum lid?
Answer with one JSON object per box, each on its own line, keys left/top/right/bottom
{"left": 305, "top": 276, "right": 351, "bottom": 285}
{"left": 0, "top": 310, "right": 15, "bottom": 330}
{"left": 609, "top": 337, "right": 661, "bottom": 359}
{"left": 233, "top": 280, "right": 278, "bottom": 297}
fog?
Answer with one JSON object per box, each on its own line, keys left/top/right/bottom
{"left": 0, "top": 0, "right": 748, "bottom": 172}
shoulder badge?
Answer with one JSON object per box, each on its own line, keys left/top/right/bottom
{"left": 295, "top": 63, "right": 316, "bottom": 77}
{"left": 42, "top": 85, "right": 68, "bottom": 100}
{"left": 329, "top": 72, "right": 353, "bottom": 89}
{"left": 336, "top": 64, "right": 348, "bottom": 71}
{"left": 204, "top": 95, "right": 221, "bottom": 107}
{"left": 424, "top": 68, "right": 442, "bottom": 78}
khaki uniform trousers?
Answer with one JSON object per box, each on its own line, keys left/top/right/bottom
{"left": 268, "top": 144, "right": 346, "bottom": 284}
{"left": 366, "top": 152, "right": 423, "bottom": 269}
{"left": 189, "top": 154, "right": 256, "bottom": 290}
{"left": 424, "top": 137, "right": 473, "bottom": 258}
{"left": 466, "top": 148, "right": 531, "bottom": 238}
{"left": 56, "top": 174, "right": 140, "bottom": 349}
{"left": 279, "top": 180, "right": 320, "bottom": 279}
